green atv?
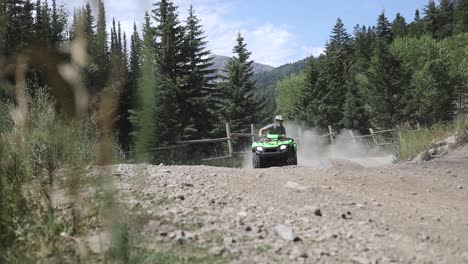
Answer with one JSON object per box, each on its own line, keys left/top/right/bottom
{"left": 252, "top": 134, "right": 298, "bottom": 168}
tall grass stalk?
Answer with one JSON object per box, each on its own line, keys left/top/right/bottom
{"left": 0, "top": 8, "right": 128, "bottom": 261}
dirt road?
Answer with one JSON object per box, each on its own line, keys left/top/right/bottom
{"left": 111, "top": 146, "right": 468, "bottom": 263}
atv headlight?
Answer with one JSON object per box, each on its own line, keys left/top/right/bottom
{"left": 280, "top": 145, "right": 288, "bottom": 150}
{"left": 256, "top": 146, "right": 264, "bottom": 152}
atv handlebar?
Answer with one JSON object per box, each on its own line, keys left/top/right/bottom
{"left": 260, "top": 133, "right": 286, "bottom": 138}
{"left": 259, "top": 134, "right": 290, "bottom": 141}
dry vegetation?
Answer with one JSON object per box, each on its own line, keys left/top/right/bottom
{"left": 397, "top": 116, "right": 468, "bottom": 161}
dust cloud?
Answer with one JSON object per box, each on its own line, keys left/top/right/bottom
{"left": 242, "top": 122, "right": 394, "bottom": 169}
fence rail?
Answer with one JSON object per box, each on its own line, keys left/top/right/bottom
{"left": 177, "top": 137, "right": 231, "bottom": 145}
{"left": 150, "top": 123, "right": 420, "bottom": 161}
{"left": 230, "top": 133, "right": 258, "bottom": 138}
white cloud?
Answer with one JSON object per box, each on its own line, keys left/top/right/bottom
{"left": 63, "top": 0, "right": 152, "bottom": 38}
{"left": 188, "top": 2, "right": 317, "bottom": 66}
{"left": 301, "top": 46, "right": 325, "bottom": 58}
{"left": 243, "top": 24, "right": 296, "bottom": 66}
{"left": 63, "top": 0, "right": 323, "bottom": 67}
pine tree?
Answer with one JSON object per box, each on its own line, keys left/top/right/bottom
{"left": 133, "top": 14, "right": 160, "bottom": 161}
{"left": 352, "top": 25, "right": 375, "bottom": 72}
{"left": 3, "top": 0, "right": 35, "bottom": 55}
{"left": 408, "top": 9, "right": 425, "bottom": 37}
{"left": 298, "top": 59, "right": 321, "bottom": 126}
{"left": 93, "top": 0, "right": 109, "bottom": 79}
{"left": 0, "top": 0, "right": 6, "bottom": 53}
{"left": 129, "top": 22, "right": 141, "bottom": 88}
{"left": 343, "top": 40, "right": 372, "bottom": 133}
{"left": 342, "top": 25, "right": 375, "bottom": 132}
{"left": 21, "top": 0, "right": 34, "bottom": 51}
{"left": 423, "top": 0, "right": 457, "bottom": 39}
{"left": 391, "top": 13, "right": 407, "bottom": 38}
{"left": 151, "top": 0, "right": 182, "bottom": 144}
{"left": 71, "top": 4, "right": 97, "bottom": 96}
{"left": 110, "top": 19, "right": 123, "bottom": 58}
{"left": 376, "top": 11, "right": 393, "bottom": 44}
{"left": 310, "top": 18, "right": 353, "bottom": 129}
{"left": 342, "top": 80, "right": 370, "bottom": 132}
{"left": 365, "top": 40, "right": 411, "bottom": 129}
{"left": 179, "top": 5, "right": 217, "bottom": 140}
{"left": 49, "top": 0, "right": 67, "bottom": 45}
{"left": 117, "top": 28, "right": 135, "bottom": 151}
{"left": 437, "top": 0, "right": 457, "bottom": 38}
{"left": 70, "top": 8, "right": 78, "bottom": 41}
{"left": 108, "top": 19, "right": 127, "bottom": 94}
{"left": 27, "top": 0, "right": 50, "bottom": 88}
{"left": 107, "top": 17, "right": 128, "bottom": 148}
{"left": 73, "top": 3, "right": 96, "bottom": 65}
{"left": 123, "top": 32, "right": 128, "bottom": 70}
{"left": 218, "top": 33, "right": 261, "bottom": 133}
{"left": 117, "top": 21, "right": 122, "bottom": 52}
{"left": 121, "top": 23, "right": 141, "bottom": 150}
{"left": 34, "top": 0, "right": 49, "bottom": 45}
{"left": 415, "top": 9, "right": 421, "bottom": 21}
{"left": 423, "top": 0, "right": 440, "bottom": 38}
{"left": 95, "top": 0, "right": 109, "bottom": 94}
{"left": 82, "top": 3, "right": 95, "bottom": 51}
{"left": 152, "top": 0, "right": 185, "bottom": 79}
{"left": 455, "top": 0, "right": 468, "bottom": 33}
{"left": 110, "top": 18, "right": 117, "bottom": 54}
{"left": 328, "top": 18, "right": 353, "bottom": 48}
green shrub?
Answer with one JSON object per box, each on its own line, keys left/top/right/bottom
{"left": 455, "top": 116, "right": 468, "bottom": 144}
{"left": 0, "top": 99, "right": 13, "bottom": 134}
{"left": 0, "top": 87, "right": 98, "bottom": 262}
{"left": 28, "top": 89, "right": 96, "bottom": 172}
{"left": 0, "top": 141, "right": 31, "bottom": 255}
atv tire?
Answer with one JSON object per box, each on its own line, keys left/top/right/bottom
{"left": 286, "top": 152, "right": 297, "bottom": 166}
{"left": 253, "top": 154, "right": 262, "bottom": 168}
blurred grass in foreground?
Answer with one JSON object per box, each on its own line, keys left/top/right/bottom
{"left": 0, "top": 87, "right": 96, "bottom": 261}
{"left": 0, "top": 4, "right": 226, "bottom": 262}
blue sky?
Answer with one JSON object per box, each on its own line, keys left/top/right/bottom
{"left": 65, "top": 0, "right": 429, "bottom": 66}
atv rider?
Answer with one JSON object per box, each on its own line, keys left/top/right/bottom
{"left": 258, "top": 115, "right": 286, "bottom": 138}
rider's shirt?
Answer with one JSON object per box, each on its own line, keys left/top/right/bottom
{"left": 262, "top": 124, "right": 286, "bottom": 135}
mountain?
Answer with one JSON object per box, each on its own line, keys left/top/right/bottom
{"left": 253, "top": 57, "right": 312, "bottom": 92}
{"left": 210, "top": 55, "right": 275, "bottom": 74}
{"left": 209, "top": 54, "right": 314, "bottom": 115}
{"left": 252, "top": 56, "right": 313, "bottom": 115}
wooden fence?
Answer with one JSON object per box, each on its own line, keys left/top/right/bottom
{"left": 148, "top": 123, "right": 257, "bottom": 160}
{"left": 148, "top": 123, "right": 410, "bottom": 161}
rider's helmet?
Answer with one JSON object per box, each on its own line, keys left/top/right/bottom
{"left": 275, "top": 115, "right": 284, "bottom": 126}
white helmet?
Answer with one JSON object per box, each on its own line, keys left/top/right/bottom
{"left": 275, "top": 115, "right": 284, "bottom": 121}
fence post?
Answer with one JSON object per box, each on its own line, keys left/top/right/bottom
{"left": 298, "top": 127, "right": 303, "bottom": 145}
{"left": 250, "top": 124, "right": 256, "bottom": 143}
{"left": 226, "top": 123, "right": 233, "bottom": 157}
{"left": 349, "top": 130, "right": 357, "bottom": 144}
{"left": 369, "top": 128, "right": 378, "bottom": 145}
{"left": 328, "top": 125, "right": 335, "bottom": 144}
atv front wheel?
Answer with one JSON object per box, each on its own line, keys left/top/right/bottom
{"left": 286, "top": 152, "right": 297, "bottom": 166}
{"left": 253, "top": 154, "right": 263, "bottom": 168}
